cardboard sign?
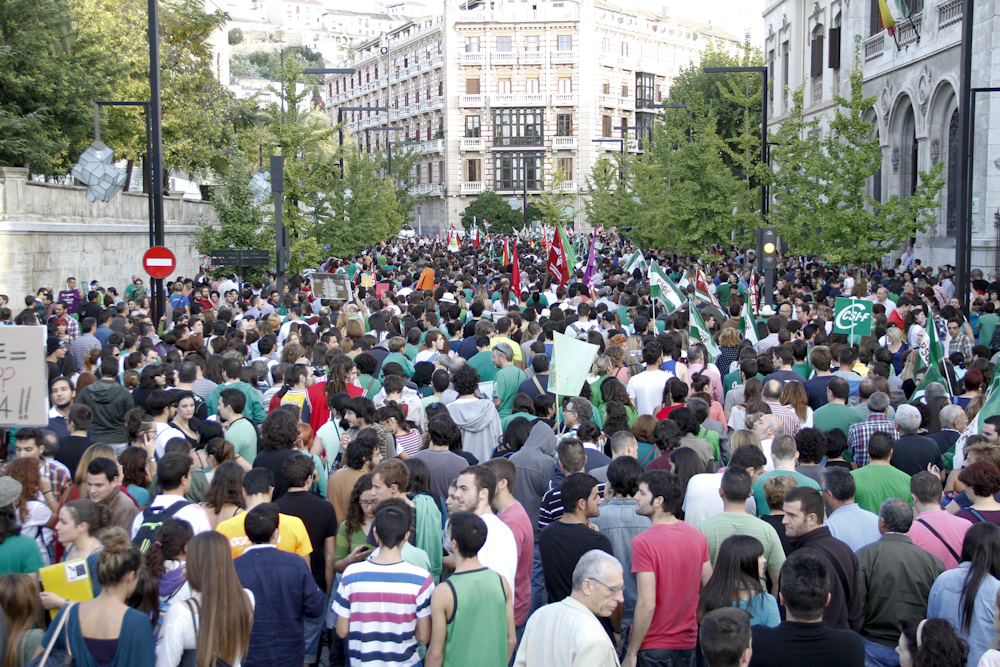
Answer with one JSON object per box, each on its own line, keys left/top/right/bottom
{"left": 310, "top": 273, "right": 352, "bottom": 302}
{"left": 0, "top": 325, "right": 48, "bottom": 426}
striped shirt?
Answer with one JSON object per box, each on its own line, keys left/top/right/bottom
{"left": 333, "top": 559, "right": 434, "bottom": 666}
{"left": 537, "top": 479, "right": 606, "bottom": 531}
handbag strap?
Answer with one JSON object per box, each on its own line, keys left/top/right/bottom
{"left": 186, "top": 598, "right": 201, "bottom": 636}
{"left": 916, "top": 518, "right": 962, "bottom": 563}
{"left": 38, "top": 602, "right": 76, "bottom": 666}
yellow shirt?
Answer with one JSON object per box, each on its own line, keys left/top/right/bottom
{"left": 490, "top": 335, "right": 523, "bottom": 363}
{"left": 216, "top": 511, "right": 313, "bottom": 559}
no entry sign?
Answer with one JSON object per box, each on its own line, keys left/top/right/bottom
{"left": 143, "top": 246, "right": 176, "bottom": 279}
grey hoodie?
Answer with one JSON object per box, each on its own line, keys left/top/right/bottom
{"left": 446, "top": 399, "right": 503, "bottom": 464}
{"left": 510, "top": 421, "right": 559, "bottom": 536}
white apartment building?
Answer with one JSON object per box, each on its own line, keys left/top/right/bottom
{"left": 764, "top": 0, "right": 1000, "bottom": 270}
{"left": 325, "top": 0, "right": 740, "bottom": 234}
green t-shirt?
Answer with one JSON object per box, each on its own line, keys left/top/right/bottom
{"left": 468, "top": 350, "right": 497, "bottom": 383}
{"left": 226, "top": 418, "right": 258, "bottom": 465}
{"left": 723, "top": 370, "right": 742, "bottom": 396}
{"left": 494, "top": 365, "right": 527, "bottom": 418}
{"left": 0, "top": 533, "right": 45, "bottom": 575}
{"left": 752, "top": 470, "right": 821, "bottom": 516}
{"left": 978, "top": 313, "right": 1000, "bottom": 345}
{"left": 812, "top": 403, "right": 864, "bottom": 435}
{"left": 356, "top": 374, "right": 382, "bottom": 400}
{"left": 697, "top": 512, "right": 786, "bottom": 577}
{"left": 851, "top": 464, "right": 914, "bottom": 514}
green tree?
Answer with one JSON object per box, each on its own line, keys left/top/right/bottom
{"left": 461, "top": 190, "right": 541, "bottom": 234}
{"left": 230, "top": 48, "right": 327, "bottom": 85}
{"left": 0, "top": 0, "right": 121, "bottom": 174}
{"left": 584, "top": 155, "right": 635, "bottom": 235}
{"left": 769, "top": 46, "right": 945, "bottom": 263}
{"left": 197, "top": 137, "right": 273, "bottom": 282}
{"left": 534, "top": 168, "right": 573, "bottom": 229}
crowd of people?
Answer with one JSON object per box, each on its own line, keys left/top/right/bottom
{"left": 0, "top": 236, "right": 999, "bottom": 667}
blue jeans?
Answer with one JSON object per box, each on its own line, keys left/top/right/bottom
{"left": 638, "top": 648, "right": 696, "bottom": 667}
{"left": 864, "top": 637, "right": 900, "bottom": 667}
{"left": 530, "top": 542, "right": 547, "bottom": 615}
{"left": 303, "top": 611, "right": 325, "bottom": 664}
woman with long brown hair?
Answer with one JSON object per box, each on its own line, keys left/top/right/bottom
{"left": 201, "top": 461, "right": 247, "bottom": 529}
{"left": 780, "top": 380, "right": 813, "bottom": 427}
{"left": 7, "top": 457, "right": 56, "bottom": 565}
{"left": 157, "top": 530, "right": 254, "bottom": 667}
{"left": 0, "top": 573, "right": 43, "bottom": 666}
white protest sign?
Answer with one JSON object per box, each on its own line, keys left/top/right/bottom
{"left": 311, "top": 273, "right": 353, "bottom": 301}
{"left": 0, "top": 326, "right": 48, "bottom": 426}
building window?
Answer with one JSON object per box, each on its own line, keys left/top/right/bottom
{"left": 466, "top": 78, "right": 480, "bottom": 94}
{"left": 495, "top": 153, "right": 542, "bottom": 190}
{"left": 811, "top": 26, "right": 825, "bottom": 79}
{"left": 557, "top": 114, "right": 572, "bottom": 136}
{"left": 497, "top": 35, "right": 512, "bottom": 51}
{"left": 466, "top": 36, "right": 480, "bottom": 52}
{"left": 636, "top": 72, "right": 654, "bottom": 108}
{"left": 621, "top": 42, "right": 628, "bottom": 57}
{"left": 602, "top": 115, "right": 612, "bottom": 137}
{"left": 558, "top": 35, "right": 572, "bottom": 51}
{"left": 781, "top": 41, "right": 789, "bottom": 98}
{"left": 558, "top": 77, "right": 572, "bottom": 94}
{"left": 498, "top": 78, "right": 512, "bottom": 94}
{"left": 527, "top": 78, "right": 539, "bottom": 94}
{"left": 467, "top": 159, "right": 481, "bottom": 182}
{"left": 493, "top": 108, "right": 544, "bottom": 147}
{"left": 602, "top": 81, "right": 610, "bottom": 94}
{"left": 466, "top": 116, "right": 481, "bottom": 137}
{"left": 622, "top": 82, "right": 629, "bottom": 98}
{"left": 438, "top": 82, "right": 443, "bottom": 96}
{"left": 603, "top": 37, "right": 610, "bottom": 52}
{"left": 526, "top": 35, "right": 539, "bottom": 51}
{"left": 557, "top": 157, "right": 573, "bottom": 178}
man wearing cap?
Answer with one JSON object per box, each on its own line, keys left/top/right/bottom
{"left": 46, "top": 338, "right": 69, "bottom": 379}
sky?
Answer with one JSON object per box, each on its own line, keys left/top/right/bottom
{"left": 635, "top": 0, "right": 766, "bottom": 47}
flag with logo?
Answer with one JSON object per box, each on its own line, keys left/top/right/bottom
{"left": 622, "top": 250, "right": 647, "bottom": 276}
{"left": 502, "top": 237, "right": 511, "bottom": 265}
{"left": 678, "top": 270, "right": 690, "bottom": 290}
{"left": 833, "top": 297, "right": 873, "bottom": 345}
{"left": 511, "top": 241, "right": 522, "bottom": 298}
{"left": 435, "top": 228, "right": 440, "bottom": 246}
{"left": 649, "top": 262, "right": 684, "bottom": 313}
{"left": 547, "top": 222, "right": 574, "bottom": 287}
{"left": 748, "top": 271, "right": 760, "bottom": 318}
{"left": 693, "top": 267, "right": 720, "bottom": 307}
{"left": 739, "top": 298, "right": 759, "bottom": 346}
{"left": 912, "top": 317, "right": 953, "bottom": 401}
{"left": 877, "top": 0, "right": 910, "bottom": 35}
{"left": 689, "top": 300, "right": 721, "bottom": 362}
{"left": 471, "top": 225, "right": 480, "bottom": 248}
{"left": 447, "top": 228, "right": 459, "bottom": 253}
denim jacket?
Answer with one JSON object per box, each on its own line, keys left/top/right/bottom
{"left": 590, "top": 496, "right": 652, "bottom": 619}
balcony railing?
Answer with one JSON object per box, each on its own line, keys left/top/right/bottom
{"left": 431, "top": 54, "right": 444, "bottom": 68}
{"left": 863, "top": 32, "right": 885, "bottom": 63}
{"left": 939, "top": 0, "right": 963, "bottom": 28}
{"left": 461, "top": 181, "right": 485, "bottom": 195}
{"left": 559, "top": 181, "right": 578, "bottom": 192}
{"left": 430, "top": 97, "right": 444, "bottom": 110}
{"left": 897, "top": 12, "right": 922, "bottom": 47}
{"left": 461, "top": 52, "right": 485, "bottom": 65}
{"left": 598, "top": 94, "right": 620, "bottom": 108}
{"left": 552, "top": 50, "right": 577, "bottom": 64}
{"left": 461, "top": 137, "right": 485, "bottom": 151}
{"left": 459, "top": 94, "right": 485, "bottom": 107}
{"left": 492, "top": 93, "right": 545, "bottom": 106}
{"left": 521, "top": 51, "right": 544, "bottom": 64}
{"left": 421, "top": 139, "right": 444, "bottom": 154}
{"left": 552, "top": 93, "right": 577, "bottom": 106}
{"left": 553, "top": 135, "right": 578, "bottom": 149}
{"left": 492, "top": 52, "right": 517, "bottom": 65}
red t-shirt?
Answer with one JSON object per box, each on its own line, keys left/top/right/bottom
{"left": 631, "top": 521, "right": 709, "bottom": 650}
{"left": 644, "top": 455, "right": 672, "bottom": 471}
{"left": 655, "top": 404, "right": 681, "bottom": 421}
{"left": 498, "top": 501, "right": 534, "bottom": 627}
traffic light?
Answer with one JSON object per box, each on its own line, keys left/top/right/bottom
{"left": 757, "top": 227, "right": 777, "bottom": 271}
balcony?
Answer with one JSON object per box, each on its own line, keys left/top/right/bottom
{"left": 418, "top": 100, "right": 430, "bottom": 113}
{"left": 430, "top": 54, "right": 444, "bottom": 68}
{"left": 390, "top": 109, "right": 401, "bottom": 120}
{"left": 461, "top": 181, "right": 485, "bottom": 195}
{"left": 863, "top": 32, "right": 885, "bottom": 63}
{"left": 552, "top": 135, "right": 578, "bottom": 149}
{"left": 559, "top": 181, "right": 578, "bottom": 193}
{"left": 430, "top": 97, "right": 444, "bottom": 110}
{"left": 421, "top": 139, "right": 444, "bottom": 154}
{"left": 939, "top": 0, "right": 962, "bottom": 28}
{"left": 620, "top": 97, "right": 635, "bottom": 111}
{"left": 552, "top": 93, "right": 577, "bottom": 106}
{"left": 598, "top": 94, "right": 620, "bottom": 108}
{"left": 521, "top": 51, "right": 544, "bottom": 65}
{"left": 411, "top": 183, "right": 444, "bottom": 196}
{"left": 492, "top": 51, "right": 518, "bottom": 65}
{"left": 419, "top": 59, "right": 431, "bottom": 72}
{"left": 461, "top": 52, "right": 485, "bottom": 65}
{"left": 552, "top": 50, "right": 577, "bottom": 64}
{"left": 897, "top": 12, "right": 922, "bottom": 47}
{"left": 459, "top": 94, "right": 485, "bottom": 107}
{"left": 390, "top": 71, "right": 402, "bottom": 83}
{"left": 461, "top": 137, "right": 485, "bottom": 151}
{"left": 492, "top": 93, "right": 545, "bottom": 106}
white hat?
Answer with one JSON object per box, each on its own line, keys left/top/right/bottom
{"left": 759, "top": 305, "right": 776, "bottom": 317}
{"left": 440, "top": 292, "right": 456, "bottom": 304}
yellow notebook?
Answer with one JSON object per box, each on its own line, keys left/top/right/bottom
{"left": 39, "top": 558, "right": 94, "bottom": 619}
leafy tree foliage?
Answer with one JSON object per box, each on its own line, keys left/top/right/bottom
{"left": 461, "top": 190, "right": 542, "bottom": 234}
{"left": 230, "top": 48, "right": 327, "bottom": 85}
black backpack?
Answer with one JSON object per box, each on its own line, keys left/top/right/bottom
{"left": 990, "top": 327, "right": 1000, "bottom": 354}
{"left": 132, "top": 500, "right": 191, "bottom": 553}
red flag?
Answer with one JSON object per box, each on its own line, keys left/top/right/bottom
{"left": 472, "top": 227, "right": 480, "bottom": 248}
{"left": 695, "top": 266, "right": 721, "bottom": 307}
{"left": 511, "top": 242, "right": 521, "bottom": 299}
{"left": 436, "top": 228, "right": 441, "bottom": 246}
{"left": 547, "top": 225, "right": 570, "bottom": 287}
{"left": 596, "top": 224, "right": 604, "bottom": 234}
{"left": 503, "top": 237, "right": 511, "bottom": 265}
{"left": 748, "top": 271, "right": 759, "bottom": 318}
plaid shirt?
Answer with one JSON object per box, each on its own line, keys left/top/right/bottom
{"left": 948, "top": 333, "right": 973, "bottom": 362}
{"left": 50, "top": 314, "right": 79, "bottom": 340}
{"left": 763, "top": 401, "right": 802, "bottom": 437}
{"left": 1, "top": 458, "right": 73, "bottom": 499}
{"left": 848, "top": 414, "right": 899, "bottom": 467}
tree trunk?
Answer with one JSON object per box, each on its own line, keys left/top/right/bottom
{"left": 123, "top": 159, "right": 134, "bottom": 192}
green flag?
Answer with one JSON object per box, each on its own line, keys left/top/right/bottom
{"left": 550, "top": 331, "right": 600, "bottom": 397}
{"left": 621, "top": 250, "right": 647, "bottom": 275}
{"left": 689, "top": 300, "right": 721, "bottom": 363}
{"left": 739, "top": 299, "right": 759, "bottom": 346}
{"left": 559, "top": 222, "right": 577, "bottom": 272}
{"left": 917, "top": 319, "right": 946, "bottom": 371}
{"left": 649, "top": 262, "right": 684, "bottom": 313}
{"left": 911, "top": 362, "right": 951, "bottom": 403}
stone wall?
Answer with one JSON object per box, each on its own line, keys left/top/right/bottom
{"left": 0, "top": 167, "right": 215, "bottom": 302}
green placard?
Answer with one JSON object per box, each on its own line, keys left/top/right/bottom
{"left": 833, "top": 297, "right": 873, "bottom": 343}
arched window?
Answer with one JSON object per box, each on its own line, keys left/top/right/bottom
{"left": 947, "top": 109, "right": 959, "bottom": 237}
{"left": 900, "top": 106, "right": 918, "bottom": 199}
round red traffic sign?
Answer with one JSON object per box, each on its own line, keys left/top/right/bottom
{"left": 142, "top": 246, "right": 176, "bottom": 279}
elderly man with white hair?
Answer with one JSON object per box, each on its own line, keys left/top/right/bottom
{"left": 891, "top": 404, "right": 945, "bottom": 477}
{"left": 927, "top": 404, "right": 967, "bottom": 465}
{"left": 752, "top": 414, "right": 784, "bottom": 473}
{"left": 513, "top": 549, "right": 624, "bottom": 667}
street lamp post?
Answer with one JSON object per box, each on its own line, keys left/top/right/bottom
{"left": 147, "top": 0, "right": 166, "bottom": 324}
{"left": 703, "top": 67, "right": 769, "bottom": 220}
